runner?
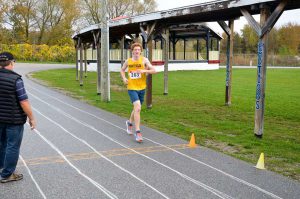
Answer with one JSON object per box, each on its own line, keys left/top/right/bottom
{"left": 120, "top": 42, "right": 156, "bottom": 142}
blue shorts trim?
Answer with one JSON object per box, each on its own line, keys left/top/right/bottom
{"left": 128, "top": 90, "right": 146, "bottom": 104}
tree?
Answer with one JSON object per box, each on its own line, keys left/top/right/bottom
{"left": 0, "top": 0, "right": 7, "bottom": 23}
{"left": 240, "top": 24, "right": 258, "bottom": 53}
{"left": 277, "top": 23, "right": 300, "bottom": 55}
{"left": 7, "top": 0, "right": 37, "bottom": 43}
{"left": 34, "top": 0, "right": 79, "bottom": 44}
{"left": 220, "top": 32, "right": 242, "bottom": 54}
{"left": 80, "top": 0, "right": 157, "bottom": 25}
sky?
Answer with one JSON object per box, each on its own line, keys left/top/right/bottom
{"left": 156, "top": 0, "right": 300, "bottom": 34}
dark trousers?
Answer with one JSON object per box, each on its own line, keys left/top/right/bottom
{"left": 0, "top": 123, "right": 24, "bottom": 178}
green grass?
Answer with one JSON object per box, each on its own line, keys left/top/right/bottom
{"left": 31, "top": 68, "right": 300, "bottom": 181}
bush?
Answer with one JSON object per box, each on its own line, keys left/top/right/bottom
{"left": 0, "top": 44, "right": 75, "bottom": 63}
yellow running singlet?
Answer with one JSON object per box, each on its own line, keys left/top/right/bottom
{"left": 127, "top": 56, "right": 146, "bottom": 90}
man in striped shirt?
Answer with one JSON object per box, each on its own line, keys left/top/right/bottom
{"left": 0, "top": 52, "right": 36, "bottom": 183}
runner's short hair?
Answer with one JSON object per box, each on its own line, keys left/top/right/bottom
{"left": 130, "top": 43, "right": 143, "bottom": 51}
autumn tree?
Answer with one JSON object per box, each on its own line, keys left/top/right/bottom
{"left": 33, "top": 0, "right": 79, "bottom": 45}
{"left": 277, "top": 23, "right": 300, "bottom": 55}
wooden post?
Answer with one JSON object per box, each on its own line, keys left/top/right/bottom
{"left": 146, "top": 35, "right": 153, "bottom": 108}
{"left": 92, "top": 30, "right": 101, "bottom": 95}
{"left": 97, "top": 40, "right": 101, "bottom": 95}
{"left": 75, "top": 38, "right": 80, "bottom": 81}
{"left": 162, "top": 28, "right": 169, "bottom": 95}
{"left": 196, "top": 39, "right": 199, "bottom": 60}
{"left": 141, "top": 22, "right": 156, "bottom": 109}
{"left": 225, "top": 20, "right": 234, "bottom": 106}
{"left": 206, "top": 30, "right": 209, "bottom": 60}
{"left": 120, "top": 36, "right": 125, "bottom": 67}
{"left": 79, "top": 42, "right": 83, "bottom": 86}
{"left": 84, "top": 44, "right": 88, "bottom": 78}
{"left": 183, "top": 39, "right": 186, "bottom": 60}
{"left": 254, "top": 5, "right": 270, "bottom": 138}
{"left": 241, "top": 1, "right": 286, "bottom": 138}
{"left": 100, "top": 0, "right": 110, "bottom": 102}
{"left": 172, "top": 35, "right": 176, "bottom": 60}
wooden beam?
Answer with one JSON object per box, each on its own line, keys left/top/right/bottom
{"left": 217, "top": 21, "right": 231, "bottom": 36}
{"left": 254, "top": 5, "right": 270, "bottom": 138}
{"left": 261, "top": 0, "right": 287, "bottom": 37}
{"left": 241, "top": 8, "right": 261, "bottom": 36}
{"left": 147, "top": 21, "right": 157, "bottom": 39}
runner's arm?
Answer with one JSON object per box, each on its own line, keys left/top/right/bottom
{"left": 136, "top": 57, "right": 156, "bottom": 74}
{"left": 120, "top": 60, "right": 128, "bottom": 84}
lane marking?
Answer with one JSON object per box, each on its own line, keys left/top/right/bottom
{"left": 29, "top": 125, "right": 118, "bottom": 199}
{"left": 27, "top": 84, "right": 283, "bottom": 199}
{"left": 20, "top": 144, "right": 189, "bottom": 166}
{"left": 19, "top": 155, "right": 47, "bottom": 199}
{"left": 33, "top": 107, "right": 170, "bottom": 199}
{"left": 29, "top": 92, "right": 233, "bottom": 199}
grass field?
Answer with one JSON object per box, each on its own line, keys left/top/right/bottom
{"left": 31, "top": 68, "right": 300, "bottom": 181}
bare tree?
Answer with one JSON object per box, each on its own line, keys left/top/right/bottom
{"left": 80, "top": 0, "right": 157, "bottom": 25}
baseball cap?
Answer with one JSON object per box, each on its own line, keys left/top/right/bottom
{"left": 0, "top": 52, "right": 15, "bottom": 61}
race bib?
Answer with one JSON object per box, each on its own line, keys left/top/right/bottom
{"left": 129, "top": 72, "right": 141, "bottom": 79}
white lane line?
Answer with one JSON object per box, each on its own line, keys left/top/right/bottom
{"left": 32, "top": 107, "right": 169, "bottom": 199}
{"left": 29, "top": 91, "right": 233, "bottom": 199}
{"left": 19, "top": 155, "right": 47, "bottom": 199}
{"left": 29, "top": 125, "right": 118, "bottom": 199}
{"left": 27, "top": 84, "right": 283, "bottom": 199}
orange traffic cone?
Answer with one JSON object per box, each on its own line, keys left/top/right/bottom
{"left": 255, "top": 153, "right": 265, "bottom": 169}
{"left": 188, "top": 133, "right": 196, "bottom": 148}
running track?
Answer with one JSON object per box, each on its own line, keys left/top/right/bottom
{"left": 0, "top": 63, "right": 299, "bottom": 199}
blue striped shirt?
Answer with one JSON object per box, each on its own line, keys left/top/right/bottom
{"left": 16, "top": 79, "right": 28, "bottom": 101}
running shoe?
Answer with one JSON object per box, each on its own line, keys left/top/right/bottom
{"left": 126, "top": 120, "right": 133, "bottom": 135}
{"left": 135, "top": 131, "right": 143, "bottom": 142}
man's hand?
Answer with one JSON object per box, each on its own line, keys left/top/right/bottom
{"left": 20, "top": 100, "right": 35, "bottom": 130}
{"left": 122, "top": 77, "right": 128, "bottom": 85}
{"left": 136, "top": 69, "right": 145, "bottom": 74}
{"left": 29, "top": 118, "right": 36, "bottom": 130}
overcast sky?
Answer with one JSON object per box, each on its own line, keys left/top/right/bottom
{"left": 156, "top": 0, "right": 300, "bottom": 34}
